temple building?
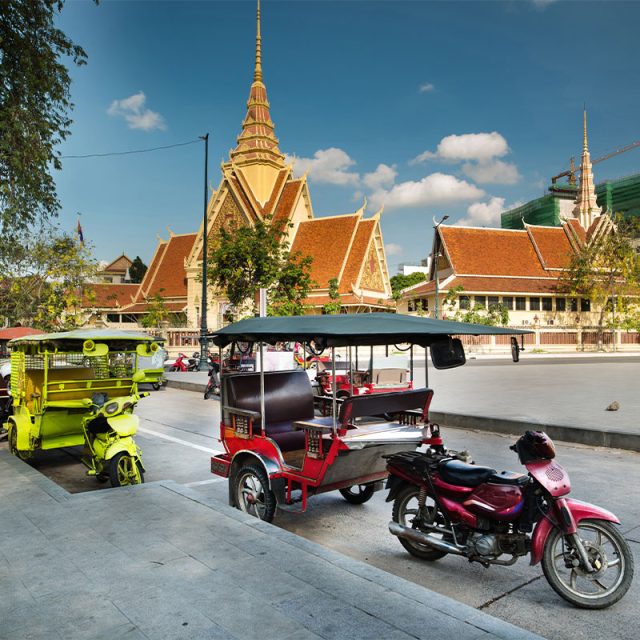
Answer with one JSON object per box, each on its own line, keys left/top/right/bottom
{"left": 399, "top": 111, "right": 618, "bottom": 332}
{"left": 183, "top": 1, "right": 392, "bottom": 326}
{"left": 84, "top": 1, "right": 392, "bottom": 330}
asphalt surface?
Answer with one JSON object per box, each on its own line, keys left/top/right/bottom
{"left": 7, "top": 385, "right": 638, "bottom": 640}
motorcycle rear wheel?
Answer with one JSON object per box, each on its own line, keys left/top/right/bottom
{"left": 392, "top": 485, "right": 448, "bottom": 561}
{"left": 541, "top": 519, "right": 634, "bottom": 609}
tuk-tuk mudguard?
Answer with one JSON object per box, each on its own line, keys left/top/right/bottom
{"left": 10, "top": 412, "right": 32, "bottom": 451}
{"left": 228, "top": 450, "right": 282, "bottom": 506}
{"left": 104, "top": 437, "right": 142, "bottom": 467}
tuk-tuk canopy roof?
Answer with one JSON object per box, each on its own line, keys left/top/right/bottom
{"left": 208, "top": 313, "right": 532, "bottom": 349}
{"left": 9, "top": 328, "right": 157, "bottom": 346}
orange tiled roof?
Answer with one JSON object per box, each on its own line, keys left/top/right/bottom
{"left": 526, "top": 226, "right": 574, "bottom": 269}
{"left": 339, "top": 219, "right": 375, "bottom": 293}
{"left": 272, "top": 179, "right": 303, "bottom": 227}
{"left": 291, "top": 215, "right": 360, "bottom": 289}
{"left": 566, "top": 218, "right": 587, "bottom": 244}
{"left": 84, "top": 283, "right": 138, "bottom": 308}
{"left": 440, "top": 226, "right": 547, "bottom": 277}
{"left": 137, "top": 234, "right": 196, "bottom": 300}
{"left": 407, "top": 275, "right": 559, "bottom": 296}
{"left": 0, "top": 327, "right": 44, "bottom": 340}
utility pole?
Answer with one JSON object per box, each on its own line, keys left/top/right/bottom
{"left": 199, "top": 133, "right": 209, "bottom": 371}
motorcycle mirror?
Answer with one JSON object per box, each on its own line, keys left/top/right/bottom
{"left": 510, "top": 337, "right": 520, "bottom": 363}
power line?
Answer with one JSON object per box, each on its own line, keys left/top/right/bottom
{"left": 60, "top": 138, "right": 201, "bottom": 159}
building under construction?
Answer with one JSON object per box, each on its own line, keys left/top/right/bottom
{"left": 502, "top": 172, "right": 640, "bottom": 229}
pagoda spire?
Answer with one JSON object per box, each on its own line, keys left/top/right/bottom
{"left": 572, "top": 108, "right": 601, "bottom": 230}
{"left": 230, "top": 0, "right": 285, "bottom": 170}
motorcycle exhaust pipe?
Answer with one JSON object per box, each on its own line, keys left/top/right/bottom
{"left": 388, "top": 521, "right": 464, "bottom": 555}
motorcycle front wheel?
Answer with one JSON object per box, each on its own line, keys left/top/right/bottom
{"left": 109, "top": 452, "right": 144, "bottom": 487}
{"left": 392, "top": 485, "right": 449, "bottom": 561}
{"left": 542, "top": 519, "right": 634, "bottom": 609}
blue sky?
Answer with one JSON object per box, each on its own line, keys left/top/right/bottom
{"left": 55, "top": 0, "right": 640, "bottom": 273}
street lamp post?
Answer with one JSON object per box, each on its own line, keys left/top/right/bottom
{"left": 199, "top": 133, "right": 209, "bottom": 371}
{"left": 432, "top": 215, "right": 449, "bottom": 319}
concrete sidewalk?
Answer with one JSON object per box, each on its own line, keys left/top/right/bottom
{"left": 0, "top": 451, "right": 542, "bottom": 640}
{"left": 164, "top": 356, "right": 640, "bottom": 453}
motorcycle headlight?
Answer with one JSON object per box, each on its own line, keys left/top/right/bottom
{"left": 104, "top": 401, "right": 119, "bottom": 415}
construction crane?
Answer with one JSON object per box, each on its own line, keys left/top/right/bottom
{"left": 551, "top": 139, "right": 640, "bottom": 184}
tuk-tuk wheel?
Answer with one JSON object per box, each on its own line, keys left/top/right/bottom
{"left": 234, "top": 464, "right": 276, "bottom": 522}
{"left": 109, "top": 452, "right": 144, "bottom": 487}
{"left": 8, "top": 423, "right": 32, "bottom": 461}
{"left": 152, "top": 383, "right": 161, "bottom": 391}
{"left": 339, "top": 484, "right": 375, "bottom": 505}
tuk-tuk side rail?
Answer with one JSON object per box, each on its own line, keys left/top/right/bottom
{"left": 224, "top": 406, "right": 261, "bottom": 439}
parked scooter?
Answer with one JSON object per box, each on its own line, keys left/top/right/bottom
{"left": 187, "top": 352, "right": 201, "bottom": 371}
{"left": 168, "top": 353, "right": 189, "bottom": 372}
{"left": 386, "top": 429, "right": 634, "bottom": 609}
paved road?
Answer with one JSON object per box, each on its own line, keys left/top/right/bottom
{"left": 9, "top": 387, "right": 638, "bottom": 640}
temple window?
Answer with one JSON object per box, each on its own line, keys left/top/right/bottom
{"left": 459, "top": 295, "right": 470, "bottom": 310}
{"left": 542, "top": 298, "right": 552, "bottom": 311}
{"left": 556, "top": 298, "right": 566, "bottom": 312}
{"left": 570, "top": 298, "right": 578, "bottom": 312}
{"left": 474, "top": 296, "right": 487, "bottom": 308}
{"left": 581, "top": 298, "right": 591, "bottom": 312}
{"left": 515, "top": 297, "right": 526, "bottom": 311}
{"left": 488, "top": 296, "right": 499, "bottom": 307}
{"left": 530, "top": 297, "right": 541, "bottom": 311}
{"left": 502, "top": 296, "right": 514, "bottom": 310}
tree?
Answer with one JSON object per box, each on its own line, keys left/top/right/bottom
{"left": 559, "top": 216, "right": 640, "bottom": 347}
{"left": 0, "top": 1, "right": 93, "bottom": 234}
{"left": 141, "top": 291, "right": 170, "bottom": 328}
{"left": 322, "top": 277, "right": 342, "bottom": 315}
{"left": 129, "top": 256, "right": 147, "bottom": 284}
{"left": 390, "top": 272, "right": 427, "bottom": 300}
{"left": 0, "top": 226, "right": 98, "bottom": 330}
{"left": 207, "top": 216, "right": 314, "bottom": 317}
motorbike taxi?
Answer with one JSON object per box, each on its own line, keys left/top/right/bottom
{"left": 4, "top": 329, "right": 160, "bottom": 486}
{"left": 208, "top": 313, "right": 528, "bottom": 522}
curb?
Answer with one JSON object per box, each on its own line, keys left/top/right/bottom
{"left": 166, "top": 378, "right": 640, "bottom": 453}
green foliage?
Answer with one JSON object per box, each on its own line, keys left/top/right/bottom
{"left": 442, "top": 285, "right": 509, "bottom": 326}
{"left": 141, "top": 291, "right": 170, "bottom": 328}
{"left": 0, "top": 1, "right": 93, "bottom": 234}
{"left": 390, "top": 272, "right": 427, "bottom": 300}
{"left": 559, "top": 215, "right": 640, "bottom": 333}
{"left": 0, "top": 226, "right": 98, "bottom": 330}
{"left": 322, "top": 277, "right": 342, "bottom": 315}
{"left": 207, "top": 216, "right": 314, "bottom": 316}
{"left": 129, "top": 256, "right": 147, "bottom": 283}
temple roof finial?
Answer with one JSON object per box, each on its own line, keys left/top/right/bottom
{"left": 583, "top": 105, "right": 588, "bottom": 151}
{"left": 255, "top": 0, "right": 263, "bottom": 83}
{"left": 573, "top": 106, "right": 601, "bottom": 229}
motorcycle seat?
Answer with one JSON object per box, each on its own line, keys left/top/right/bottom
{"left": 488, "top": 470, "right": 529, "bottom": 486}
{"left": 438, "top": 459, "right": 497, "bottom": 487}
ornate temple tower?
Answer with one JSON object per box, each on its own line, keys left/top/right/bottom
{"left": 572, "top": 109, "right": 602, "bottom": 230}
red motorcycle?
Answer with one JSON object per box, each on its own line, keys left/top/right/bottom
{"left": 168, "top": 353, "right": 189, "bottom": 372}
{"left": 386, "top": 429, "right": 634, "bottom": 609}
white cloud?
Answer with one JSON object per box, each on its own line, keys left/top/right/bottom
{"left": 385, "top": 243, "right": 403, "bottom": 256}
{"left": 419, "top": 82, "right": 435, "bottom": 93}
{"left": 411, "top": 131, "right": 509, "bottom": 164}
{"left": 532, "top": 0, "right": 558, "bottom": 9}
{"left": 457, "top": 196, "right": 523, "bottom": 227}
{"left": 285, "top": 147, "right": 359, "bottom": 186}
{"left": 370, "top": 172, "right": 484, "bottom": 210}
{"left": 363, "top": 163, "right": 397, "bottom": 190}
{"left": 462, "top": 159, "right": 521, "bottom": 185}
{"left": 107, "top": 91, "right": 166, "bottom": 131}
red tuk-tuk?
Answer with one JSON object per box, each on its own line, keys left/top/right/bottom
{"left": 209, "top": 314, "right": 528, "bottom": 522}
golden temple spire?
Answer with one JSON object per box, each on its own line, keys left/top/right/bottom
{"left": 229, "top": 0, "right": 285, "bottom": 172}
{"left": 255, "top": 0, "right": 263, "bottom": 83}
{"left": 572, "top": 107, "right": 601, "bottom": 229}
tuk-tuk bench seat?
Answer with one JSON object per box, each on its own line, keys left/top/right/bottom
{"left": 223, "top": 369, "right": 318, "bottom": 453}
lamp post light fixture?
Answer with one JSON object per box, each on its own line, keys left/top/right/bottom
{"left": 432, "top": 215, "right": 449, "bottom": 319}
{"left": 198, "top": 133, "right": 209, "bottom": 371}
